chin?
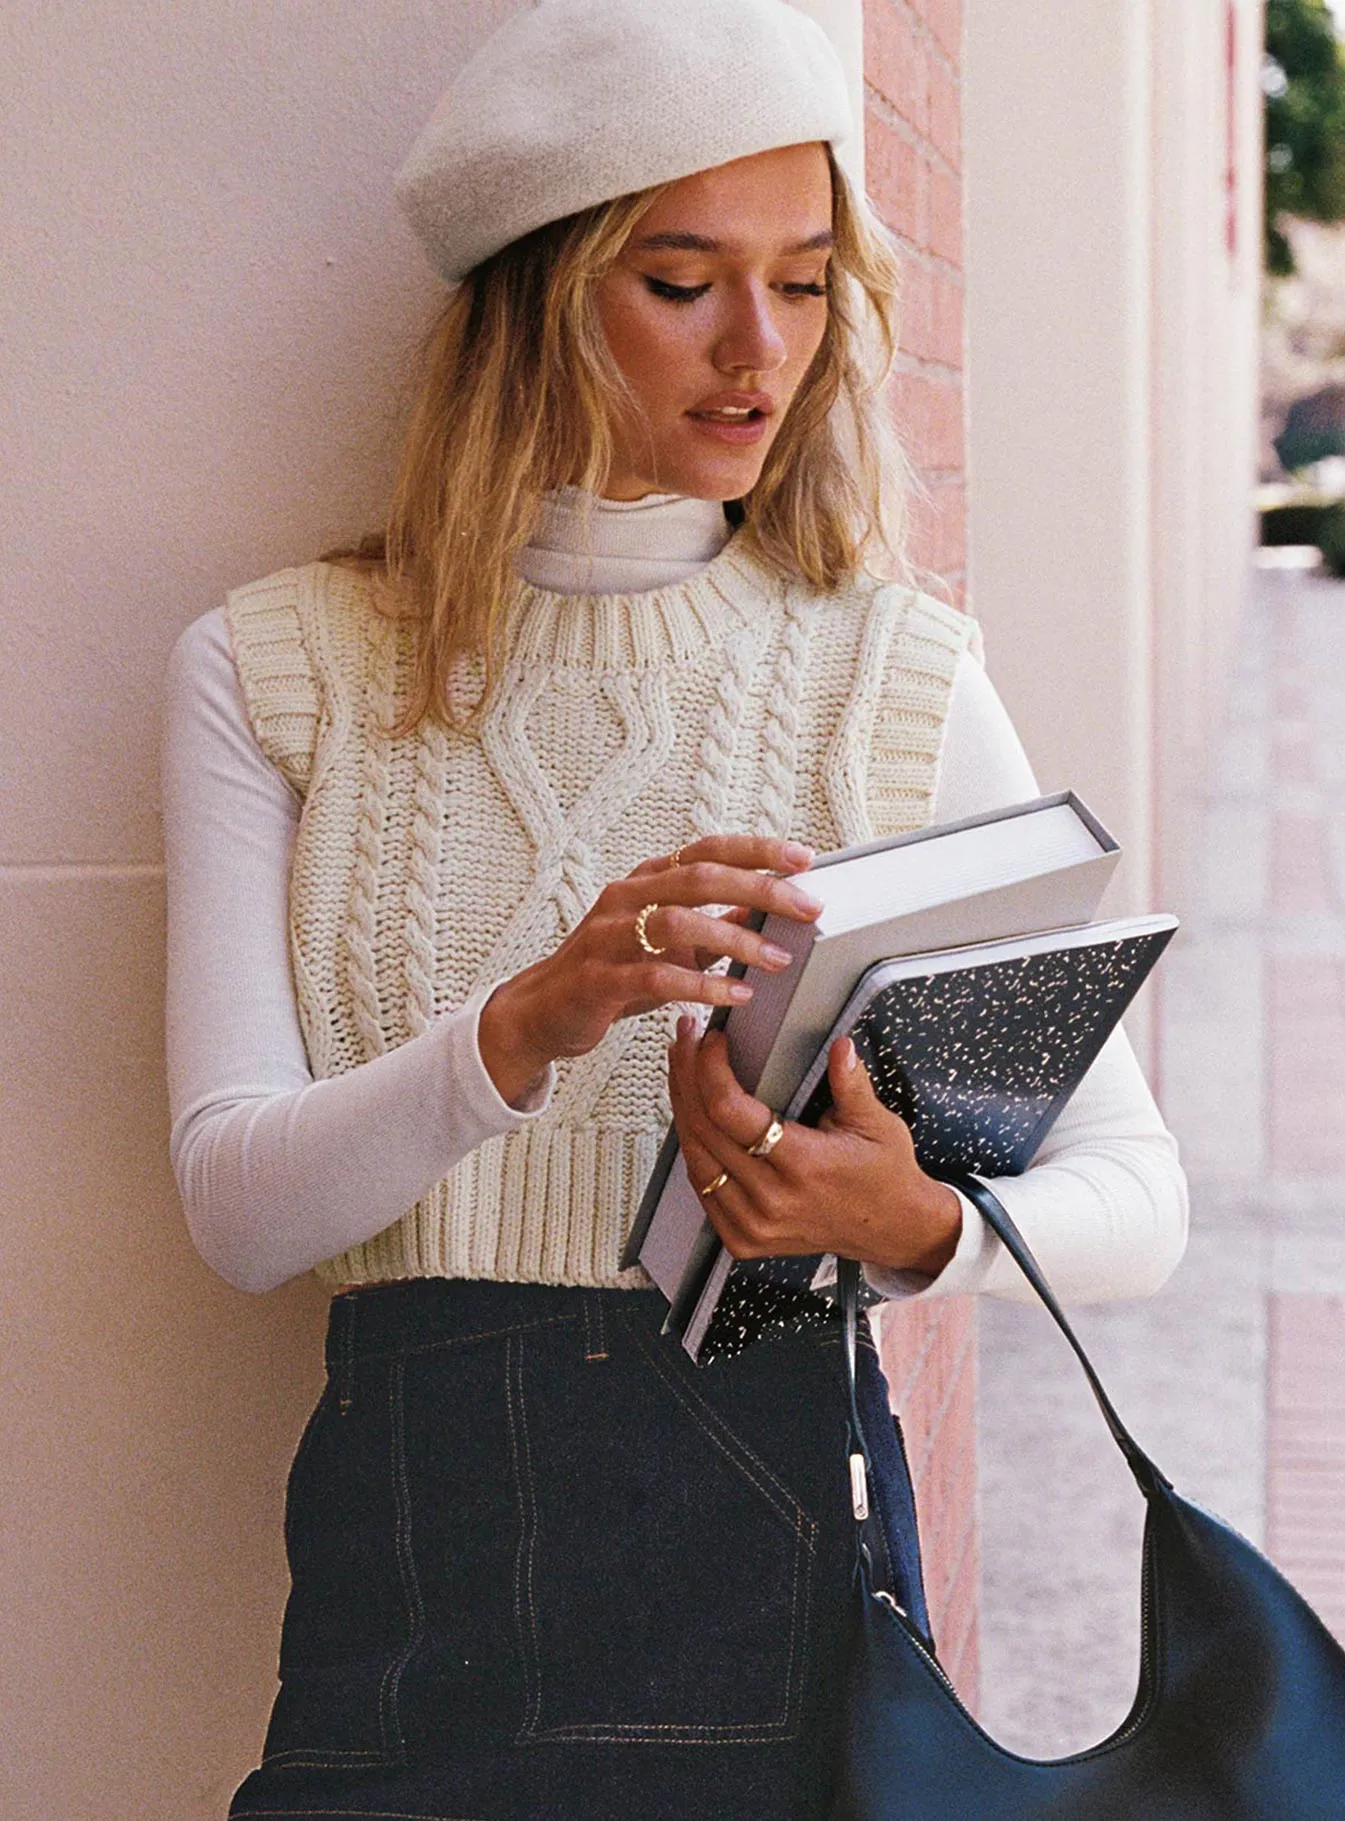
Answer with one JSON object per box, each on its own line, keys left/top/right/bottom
{"left": 651, "top": 448, "right": 770, "bottom": 503}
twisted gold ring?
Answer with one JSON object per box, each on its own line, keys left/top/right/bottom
{"left": 698, "top": 1169, "right": 730, "bottom": 1198}
{"left": 747, "top": 1115, "right": 785, "bottom": 1159}
{"left": 668, "top": 844, "right": 688, "bottom": 868}
{"left": 634, "top": 902, "right": 666, "bottom": 956}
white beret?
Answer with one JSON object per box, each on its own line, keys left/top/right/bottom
{"left": 395, "top": 0, "right": 853, "bottom": 286}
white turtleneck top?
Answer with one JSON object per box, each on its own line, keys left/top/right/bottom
{"left": 161, "top": 489, "right": 1186, "bottom": 1300}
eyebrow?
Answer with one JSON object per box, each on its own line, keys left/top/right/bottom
{"left": 630, "top": 230, "right": 835, "bottom": 256}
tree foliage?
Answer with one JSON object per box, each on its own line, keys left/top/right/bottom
{"left": 1265, "top": 0, "right": 1345, "bottom": 275}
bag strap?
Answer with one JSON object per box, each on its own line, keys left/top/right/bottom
{"left": 942, "top": 1171, "right": 1170, "bottom": 1493}
{"left": 837, "top": 1172, "right": 1170, "bottom": 1574}
{"left": 837, "top": 1255, "right": 919, "bottom": 1632}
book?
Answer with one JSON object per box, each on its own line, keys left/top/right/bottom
{"left": 674, "top": 912, "right": 1178, "bottom": 1364}
{"left": 622, "top": 791, "right": 1120, "bottom": 1306}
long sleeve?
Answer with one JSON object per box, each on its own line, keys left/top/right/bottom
{"left": 862, "top": 646, "right": 1189, "bottom": 1307}
{"left": 161, "top": 609, "right": 557, "bottom": 1295}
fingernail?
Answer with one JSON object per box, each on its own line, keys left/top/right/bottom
{"left": 677, "top": 1014, "right": 693, "bottom": 1039}
{"left": 729, "top": 983, "right": 754, "bottom": 1002}
{"left": 762, "top": 943, "right": 793, "bottom": 968}
{"left": 843, "top": 1037, "right": 857, "bottom": 1070}
{"left": 784, "top": 841, "right": 815, "bottom": 864}
{"left": 791, "top": 889, "right": 824, "bottom": 914}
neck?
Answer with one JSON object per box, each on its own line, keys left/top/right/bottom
{"left": 513, "top": 486, "right": 734, "bottom": 597}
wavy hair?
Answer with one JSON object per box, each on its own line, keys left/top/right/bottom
{"left": 336, "top": 144, "right": 933, "bottom": 738}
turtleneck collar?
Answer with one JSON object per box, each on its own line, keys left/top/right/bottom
{"left": 514, "top": 486, "right": 734, "bottom": 597}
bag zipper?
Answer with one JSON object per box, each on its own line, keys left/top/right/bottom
{"left": 875, "top": 1505, "right": 1162, "bottom": 1766}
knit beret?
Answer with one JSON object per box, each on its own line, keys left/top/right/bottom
{"left": 395, "top": 0, "right": 853, "bottom": 286}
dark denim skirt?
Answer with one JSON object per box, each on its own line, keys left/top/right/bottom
{"left": 228, "top": 1276, "right": 928, "bottom": 1821}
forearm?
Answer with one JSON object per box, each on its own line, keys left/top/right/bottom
{"left": 171, "top": 977, "right": 554, "bottom": 1293}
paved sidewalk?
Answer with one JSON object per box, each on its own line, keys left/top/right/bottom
{"left": 972, "top": 563, "right": 1345, "bottom": 1757}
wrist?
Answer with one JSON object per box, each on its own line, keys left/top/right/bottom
{"left": 866, "top": 1177, "right": 963, "bottom": 1280}
{"left": 477, "top": 973, "right": 555, "bottom": 1109}
{"left": 905, "top": 1179, "right": 964, "bottom": 1278}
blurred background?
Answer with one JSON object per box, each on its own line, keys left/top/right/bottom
{"left": 2, "top": 0, "right": 1343, "bottom": 1810}
{"left": 973, "top": 0, "right": 1345, "bottom": 1759}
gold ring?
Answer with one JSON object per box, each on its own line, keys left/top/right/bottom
{"left": 747, "top": 1116, "right": 785, "bottom": 1159}
{"left": 634, "top": 902, "right": 666, "bottom": 956}
{"left": 668, "top": 845, "right": 688, "bottom": 867}
{"left": 699, "top": 1169, "right": 730, "bottom": 1197}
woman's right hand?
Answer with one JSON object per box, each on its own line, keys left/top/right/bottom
{"left": 476, "top": 834, "right": 824, "bottom": 1106}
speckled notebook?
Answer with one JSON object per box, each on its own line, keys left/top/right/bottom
{"left": 678, "top": 913, "right": 1178, "bottom": 1365}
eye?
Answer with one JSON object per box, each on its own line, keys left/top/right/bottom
{"left": 642, "top": 277, "right": 830, "bottom": 305}
{"left": 644, "top": 278, "right": 711, "bottom": 304}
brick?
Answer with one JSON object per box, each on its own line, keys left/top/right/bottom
{"left": 864, "top": 111, "right": 929, "bottom": 249}
{"left": 879, "top": 1296, "right": 979, "bottom": 1706}
{"left": 928, "top": 165, "right": 964, "bottom": 264}
{"left": 1276, "top": 741, "right": 1316, "bottom": 786}
{"left": 888, "top": 370, "right": 965, "bottom": 472}
{"left": 897, "top": 259, "right": 934, "bottom": 360}
{"left": 929, "top": 265, "right": 965, "bottom": 368}
{"left": 1268, "top": 1294, "right": 1345, "bottom": 1643}
{"left": 891, "top": 261, "right": 964, "bottom": 375}
{"left": 924, "top": 0, "right": 963, "bottom": 63}
{"left": 909, "top": 479, "right": 968, "bottom": 575}
{"left": 927, "top": 53, "right": 961, "bottom": 171}
{"left": 864, "top": 2, "right": 930, "bottom": 136}
{"left": 1270, "top": 816, "right": 1334, "bottom": 914}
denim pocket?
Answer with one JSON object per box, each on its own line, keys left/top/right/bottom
{"left": 260, "top": 1360, "right": 420, "bottom": 1772}
{"left": 506, "top": 1309, "right": 820, "bottom": 1745}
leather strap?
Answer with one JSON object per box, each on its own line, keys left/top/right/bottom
{"left": 836, "top": 1173, "right": 1171, "bottom": 1632}
{"left": 941, "top": 1171, "right": 1170, "bottom": 1494}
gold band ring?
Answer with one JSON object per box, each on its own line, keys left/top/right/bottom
{"left": 698, "top": 1169, "right": 730, "bottom": 1197}
{"left": 668, "top": 845, "right": 688, "bottom": 868}
{"left": 634, "top": 902, "right": 666, "bottom": 956}
{"left": 747, "top": 1116, "right": 785, "bottom": 1159}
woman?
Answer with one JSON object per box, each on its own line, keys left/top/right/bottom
{"left": 161, "top": 3, "right": 1188, "bottom": 1816}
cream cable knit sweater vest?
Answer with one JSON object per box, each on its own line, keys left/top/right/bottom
{"left": 224, "top": 533, "right": 976, "bottom": 1288}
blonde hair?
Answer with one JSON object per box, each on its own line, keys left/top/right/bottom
{"left": 341, "top": 145, "right": 934, "bottom": 738}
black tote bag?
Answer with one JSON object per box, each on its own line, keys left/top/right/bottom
{"left": 830, "top": 1172, "right": 1345, "bottom": 1821}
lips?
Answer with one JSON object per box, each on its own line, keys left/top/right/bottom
{"left": 687, "top": 392, "right": 775, "bottom": 423}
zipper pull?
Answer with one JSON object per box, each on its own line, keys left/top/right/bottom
{"left": 849, "top": 1451, "right": 870, "bottom": 1522}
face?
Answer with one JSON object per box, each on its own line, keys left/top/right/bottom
{"left": 592, "top": 142, "right": 835, "bottom": 502}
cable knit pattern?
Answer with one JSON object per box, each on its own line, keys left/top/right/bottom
{"left": 755, "top": 587, "right": 816, "bottom": 840}
{"left": 223, "top": 536, "right": 978, "bottom": 1289}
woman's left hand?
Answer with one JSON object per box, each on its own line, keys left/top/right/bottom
{"left": 667, "top": 1017, "right": 963, "bottom": 1278}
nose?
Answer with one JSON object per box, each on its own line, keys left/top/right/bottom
{"left": 713, "top": 279, "right": 789, "bottom": 377}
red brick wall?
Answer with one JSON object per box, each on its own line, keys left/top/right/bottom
{"left": 862, "top": 0, "right": 980, "bottom": 1706}
{"left": 864, "top": 0, "right": 968, "bottom": 612}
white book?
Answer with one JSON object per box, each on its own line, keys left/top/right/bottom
{"left": 621, "top": 791, "right": 1120, "bottom": 1306}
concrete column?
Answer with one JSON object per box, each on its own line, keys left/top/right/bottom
{"left": 963, "top": 0, "right": 1156, "bottom": 918}
{"left": 963, "top": 0, "right": 1262, "bottom": 1070}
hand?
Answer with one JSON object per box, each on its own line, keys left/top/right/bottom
{"left": 477, "top": 834, "right": 823, "bottom": 1106}
{"left": 667, "top": 1020, "right": 963, "bottom": 1279}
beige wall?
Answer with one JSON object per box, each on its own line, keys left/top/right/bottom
{"left": 0, "top": 3, "right": 863, "bottom": 1814}
{"left": 962, "top": 0, "right": 1263, "bottom": 1064}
